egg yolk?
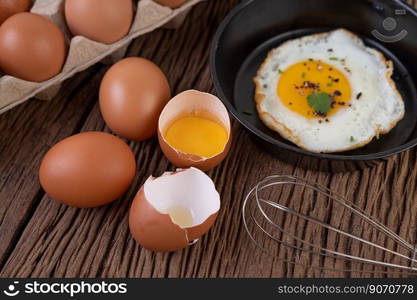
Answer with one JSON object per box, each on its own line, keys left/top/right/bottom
{"left": 164, "top": 116, "right": 228, "bottom": 158}
{"left": 277, "top": 60, "right": 352, "bottom": 119}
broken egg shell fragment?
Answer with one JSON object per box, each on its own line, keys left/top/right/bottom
{"left": 158, "top": 90, "right": 231, "bottom": 171}
{"left": 128, "top": 167, "right": 220, "bottom": 252}
{"left": 129, "top": 188, "right": 189, "bottom": 251}
{"left": 186, "top": 212, "right": 218, "bottom": 241}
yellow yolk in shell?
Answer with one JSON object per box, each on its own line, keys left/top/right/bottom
{"left": 277, "top": 60, "right": 352, "bottom": 119}
{"left": 164, "top": 116, "right": 228, "bottom": 158}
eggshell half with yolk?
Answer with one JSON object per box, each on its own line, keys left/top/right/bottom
{"left": 158, "top": 90, "right": 232, "bottom": 171}
{"left": 129, "top": 168, "right": 220, "bottom": 252}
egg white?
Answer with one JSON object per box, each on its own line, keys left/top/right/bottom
{"left": 254, "top": 29, "right": 405, "bottom": 153}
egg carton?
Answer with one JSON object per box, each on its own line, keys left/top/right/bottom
{"left": 0, "top": 0, "right": 205, "bottom": 115}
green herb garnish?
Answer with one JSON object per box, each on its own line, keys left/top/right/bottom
{"left": 278, "top": 69, "right": 284, "bottom": 74}
{"left": 307, "top": 93, "right": 332, "bottom": 115}
{"left": 301, "top": 72, "right": 306, "bottom": 79}
{"left": 326, "top": 82, "right": 333, "bottom": 87}
{"left": 350, "top": 136, "right": 355, "bottom": 142}
{"left": 329, "top": 57, "right": 339, "bottom": 61}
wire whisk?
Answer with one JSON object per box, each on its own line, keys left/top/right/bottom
{"left": 242, "top": 175, "right": 417, "bottom": 274}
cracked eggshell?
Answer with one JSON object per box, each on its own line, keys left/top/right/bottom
{"left": 128, "top": 167, "right": 220, "bottom": 252}
{"left": 158, "top": 90, "right": 231, "bottom": 171}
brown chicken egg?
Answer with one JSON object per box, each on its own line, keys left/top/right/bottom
{"left": 129, "top": 167, "right": 220, "bottom": 252}
{"left": 0, "top": 0, "right": 32, "bottom": 25}
{"left": 0, "top": 12, "right": 66, "bottom": 82}
{"left": 99, "top": 57, "right": 171, "bottom": 141}
{"left": 39, "top": 132, "right": 136, "bottom": 208}
{"left": 153, "top": 0, "right": 189, "bottom": 8}
{"left": 158, "top": 90, "right": 231, "bottom": 171}
{"left": 65, "top": 0, "right": 133, "bottom": 44}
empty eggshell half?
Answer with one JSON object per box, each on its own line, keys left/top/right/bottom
{"left": 158, "top": 90, "right": 231, "bottom": 171}
{"left": 129, "top": 167, "right": 220, "bottom": 252}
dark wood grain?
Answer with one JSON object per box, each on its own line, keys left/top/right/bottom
{"left": 1, "top": 0, "right": 417, "bottom": 278}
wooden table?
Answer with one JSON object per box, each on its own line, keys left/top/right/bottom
{"left": 1, "top": 0, "right": 417, "bottom": 278}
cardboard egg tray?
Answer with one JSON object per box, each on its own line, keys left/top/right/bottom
{"left": 0, "top": 0, "right": 205, "bottom": 115}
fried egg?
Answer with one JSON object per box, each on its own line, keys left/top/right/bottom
{"left": 254, "top": 29, "right": 405, "bottom": 153}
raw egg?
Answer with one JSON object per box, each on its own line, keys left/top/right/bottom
{"left": 0, "top": 0, "right": 32, "bottom": 25}
{"left": 65, "top": 0, "right": 133, "bottom": 44}
{"left": 0, "top": 12, "right": 66, "bottom": 82}
{"left": 153, "top": 0, "right": 189, "bottom": 8}
{"left": 158, "top": 90, "right": 231, "bottom": 171}
{"left": 129, "top": 167, "right": 220, "bottom": 252}
{"left": 39, "top": 132, "right": 136, "bottom": 208}
{"left": 99, "top": 57, "right": 171, "bottom": 141}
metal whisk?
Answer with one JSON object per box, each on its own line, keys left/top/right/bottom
{"left": 242, "top": 175, "right": 417, "bottom": 274}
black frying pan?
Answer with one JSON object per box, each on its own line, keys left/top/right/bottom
{"left": 210, "top": 0, "right": 417, "bottom": 172}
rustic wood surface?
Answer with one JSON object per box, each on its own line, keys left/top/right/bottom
{"left": 1, "top": 0, "right": 417, "bottom": 278}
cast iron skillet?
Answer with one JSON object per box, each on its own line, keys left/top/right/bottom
{"left": 210, "top": 0, "right": 417, "bottom": 171}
